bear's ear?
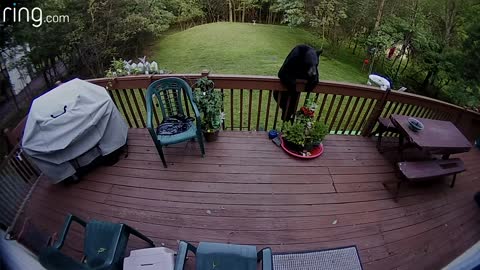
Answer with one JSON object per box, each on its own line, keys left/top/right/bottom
{"left": 316, "top": 49, "right": 323, "bottom": 57}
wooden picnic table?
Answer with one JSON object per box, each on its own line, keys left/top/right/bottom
{"left": 390, "top": 114, "right": 472, "bottom": 159}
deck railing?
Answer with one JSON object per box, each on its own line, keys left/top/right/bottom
{"left": 88, "top": 72, "right": 480, "bottom": 139}
{"left": 0, "top": 72, "right": 479, "bottom": 235}
{"left": 0, "top": 144, "right": 40, "bottom": 235}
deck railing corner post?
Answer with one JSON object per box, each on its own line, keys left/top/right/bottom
{"left": 361, "top": 88, "right": 391, "bottom": 136}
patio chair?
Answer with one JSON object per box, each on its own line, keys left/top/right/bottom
{"left": 146, "top": 77, "right": 205, "bottom": 167}
{"left": 39, "top": 214, "right": 155, "bottom": 270}
{"left": 174, "top": 241, "right": 273, "bottom": 270}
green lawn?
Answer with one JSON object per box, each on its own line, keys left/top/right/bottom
{"left": 151, "top": 22, "right": 368, "bottom": 84}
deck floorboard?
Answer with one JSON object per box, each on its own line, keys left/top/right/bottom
{"left": 17, "top": 129, "right": 480, "bottom": 270}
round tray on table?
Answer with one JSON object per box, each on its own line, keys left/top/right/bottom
{"left": 279, "top": 136, "right": 324, "bottom": 159}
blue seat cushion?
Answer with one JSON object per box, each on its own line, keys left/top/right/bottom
{"left": 157, "top": 123, "right": 198, "bottom": 145}
{"left": 196, "top": 242, "right": 257, "bottom": 270}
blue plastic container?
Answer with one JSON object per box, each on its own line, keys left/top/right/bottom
{"left": 268, "top": 130, "right": 278, "bottom": 139}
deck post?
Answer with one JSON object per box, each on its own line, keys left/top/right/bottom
{"left": 361, "top": 88, "right": 391, "bottom": 136}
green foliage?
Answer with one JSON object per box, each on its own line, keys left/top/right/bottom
{"left": 12, "top": 0, "right": 175, "bottom": 78}
{"left": 271, "top": 0, "right": 306, "bottom": 26}
{"left": 308, "top": 0, "right": 348, "bottom": 43}
{"left": 310, "top": 121, "right": 329, "bottom": 142}
{"left": 193, "top": 77, "right": 223, "bottom": 132}
{"left": 105, "top": 59, "right": 128, "bottom": 78}
{"left": 282, "top": 99, "right": 329, "bottom": 148}
{"left": 282, "top": 121, "right": 306, "bottom": 145}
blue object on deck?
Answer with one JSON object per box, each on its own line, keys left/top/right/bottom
{"left": 268, "top": 130, "right": 278, "bottom": 139}
{"left": 476, "top": 137, "right": 480, "bottom": 149}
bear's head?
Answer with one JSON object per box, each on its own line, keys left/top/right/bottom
{"left": 304, "top": 48, "right": 322, "bottom": 78}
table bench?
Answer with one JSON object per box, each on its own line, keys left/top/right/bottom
{"left": 384, "top": 158, "right": 465, "bottom": 200}
{"left": 398, "top": 158, "right": 465, "bottom": 187}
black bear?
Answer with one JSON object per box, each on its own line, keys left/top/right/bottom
{"left": 274, "top": 45, "right": 322, "bottom": 121}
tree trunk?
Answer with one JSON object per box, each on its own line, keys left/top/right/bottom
{"left": 228, "top": 0, "right": 233, "bottom": 22}
{"left": 352, "top": 38, "right": 358, "bottom": 54}
{"left": 242, "top": 2, "right": 245, "bottom": 22}
{"left": 374, "top": 0, "right": 386, "bottom": 32}
{"left": 422, "top": 70, "right": 433, "bottom": 92}
{"left": 393, "top": 54, "right": 403, "bottom": 83}
{"left": 401, "top": 52, "right": 411, "bottom": 74}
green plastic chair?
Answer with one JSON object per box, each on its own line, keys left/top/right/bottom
{"left": 146, "top": 77, "right": 205, "bottom": 167}
{"left": 39, "top": 214, "right": 155, "bottom": 270}
{"left": 175, "top": 241, "right": 273, "bottom": 270}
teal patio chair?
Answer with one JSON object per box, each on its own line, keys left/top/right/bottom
{"left": 39, "top": 214, "right": 155, "bottom": 270}
{"left": 175, "top": 241, "right": 273, "bottom": 270}
{"left": 146, "top": 77, "right": 205, "bottom": 167}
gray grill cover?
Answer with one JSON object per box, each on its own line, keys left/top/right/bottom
{"left": 22, "top": 78, "right": 128, "bottom": 183}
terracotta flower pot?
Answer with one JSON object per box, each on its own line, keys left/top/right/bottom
{"left": 203, "top": 130, "right": 219, "bottom": 142}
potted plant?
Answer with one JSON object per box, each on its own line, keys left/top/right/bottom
{"left": 281, "top": 98, "right": 329, "bottom": 155}
{"left": 193, "top": 77, "right": 223, "bottom": 142}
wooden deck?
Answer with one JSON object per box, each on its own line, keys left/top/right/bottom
{"left": 17, "top": 129, "right": 480, "bottom": 270}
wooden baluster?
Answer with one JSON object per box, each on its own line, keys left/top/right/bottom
{"left": 19, "top": 152, "right": 38, "bottom": 177}
{"left": 359, "top": 99, "right": 376, "bottom": 135}
{"left": 112, "top": 90, "right": 133, "bottom": 127}
{"left": 335, "top": 96, "right": 352, "bottom": 134}
{"left": 329, "top": 95, "right": 344, "bottom": 131}
{"left": 264, "top": 90, "right": 272, "bottom": 131}
{"left": 388, "top": 102, "right": 400, "bottom": 117}
{"left": 425, "top": 109, "right": 436, "bottom": 119}
{"left": 182, "top": 88, "right": 191, "bottom": 118}
{"left": 411, "top": 105, "right": 421, "bottom": 116}
{"left": 273, "top": 92, "right": 282, "bottom": 130}
{"left": 405, "top": 104, "right": 415, "bottom": 116}
{"left": 123, "top": 89, "right": 140, "bottom": 128}
{"left": 240, "top": 89, "right": 244, "bottom": 131}
{"left": 324, "top": 94, "right": 337, "bottom": 126}
{"left": 343, "top": 97, "right": 360, "bottom": 135}
{"left": 130, "top": 89, "right": 145, "bottom": 128}
{"left": 14, "top": 155, "right": 34, "bottom": 178}
{"left": 402, "top": 104, "right": 413, "bottom": 115}
{"left": 230, "top": 89, "right": 234, "bottom": 130}
{"left": 361, "top": 88, "right": 391, "bottom": 136}
{"left": 8, "top": 159, "right": 29, "bottom": 182}
{"left": 384, "top": 102, "right": 400, "bottom": 136}
{"left": 316, "top": 94, "right": 328, "bottom": 122}
{"left": 248, "top": 89, "right": 253, "bottom": 131}
{"left": 381, "top": 101, "right": 393, "bottom": 118}
{"left": 284, "top": 95, "right": 292, "bottom": 121}
{"left": 221, "top": 89, "right": 225, "bottom": 130}
{"left": 418, "top": 107, "right": 429, "bottom": 118}
{"left": 138, "top": 88, "right": 159, "bottom": 127}
{"left": 349, "top": 97, "right": 367, "bottom": 135}
{"left": 256, "top": 90, "right": 263, "bottom": 131}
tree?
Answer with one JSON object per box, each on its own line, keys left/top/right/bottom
{"left": 14, "top": 0, "right": 175, "bottom": 78}
{"left": 308, "top": 0, "right": 347, "bottom": 46}
{"left": 271, "top": 0, "right": 306, "bottom": 27}
{"left": 373, "top": 0, "right": 386, "bottom": 32}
